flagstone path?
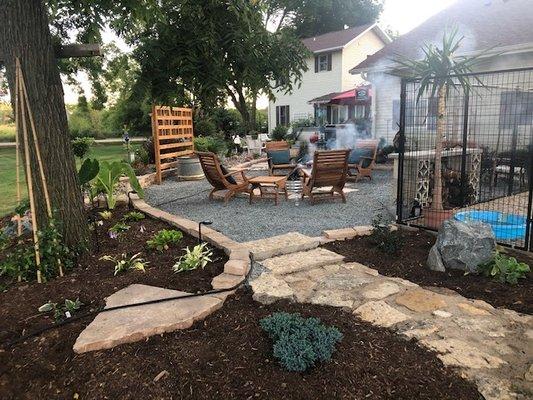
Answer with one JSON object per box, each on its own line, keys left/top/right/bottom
{"left": 248, "top": 232, "right": 533, "bottom": 400}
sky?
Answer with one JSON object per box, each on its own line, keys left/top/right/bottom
{"left": 62, "top": 0, "right": 458, "bottom": 106}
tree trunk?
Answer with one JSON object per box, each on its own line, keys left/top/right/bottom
{"left": 0, "top": 0, "right": 87, "bottom": 246}
{"left": 432, "top": 84, "right": 446, "bottom": 211}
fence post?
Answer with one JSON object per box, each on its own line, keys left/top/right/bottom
{"left": 396, "top": 79, "right": 407, "bottom": 222}
{"left": 527, "top": 136, "right": 533, "bottom": 251}
{"left": 460, "top": 86, "right": 470, "bottom": 206}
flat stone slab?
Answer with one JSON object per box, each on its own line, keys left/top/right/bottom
{"left": 243, "top": 232, "right": 320, "bottom": 261}
{"left": 395, "top": 288, "right": 448, "bottom": 313}
{"left": 74, "top": 284, "right": 223, "bottom": 353}
{"left": 261, "top": 248, "right": 344, "bottom": 275}
{"left": 354, "top": 300, "right": 411, "bottom": 327}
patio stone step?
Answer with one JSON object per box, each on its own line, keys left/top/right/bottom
{"left": 261, "top": 248, "right": 345, "bottom": 275}
{"left": 243, "top": 232, "right": 320, "bottom": 261}
{"left": 73, "top": 284, "right": 223, "bottom": 353}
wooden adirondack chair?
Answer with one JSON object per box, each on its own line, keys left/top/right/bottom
{"left": 302, "top": 149, "right": 350, "bottom": 204}
{"left": 265, "top": 140, "right": 295, "bottom": 176}
{"left": 348, "top": 139, "right": 379, "bottom": 182}
{"left": 196, "top": 152, "right": 251, "bottom": 204}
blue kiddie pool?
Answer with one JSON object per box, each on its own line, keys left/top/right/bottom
{"left": 454, "top": 210, "right": 526, "bottom": 241}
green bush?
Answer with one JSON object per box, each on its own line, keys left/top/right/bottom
{"left": 369, "top": 214, "right": 403, "bottom": 254}
{"left": 260, "top": 312, "right": 343, "bottom": 372}
{"left": 478, "top": 250, "right": 530, "bottom": 284}
{"left": 194, "top": 119, "right": 217, "bottom": 137}
{"left": 71, "top": 137, "right": 95, "bottom": 159}
{"left": 272, "top": 125, "right": 288, "bottom": 141}
{"left": 194, "top": 135, "right": 228, "bottom": 155}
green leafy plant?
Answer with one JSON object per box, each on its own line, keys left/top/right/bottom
{"left": 272, "top": 125, "right": 288, "bottom": 141}
{"left": 99, "top": 210, "right": 113, "bottom": 220}
{"left": 109, "top": 221, "right": 130, "bottom": 235}
{"left": 39, "top": 298, "right": 83, "bottom": 322}
{"left": 369, "top": 214, "right": 403, "bottom": 254}
{"left": 71, "top": 137, "right": 94, "bottom": 159}
{"left": 478, "top": 251, "right": 530, "bottom": 284}
{"left": 260, "top": 312, "right": 343, "bottom": 372}
{"left": 14, "top": 199, "right": 30, "bottom": 216}
{"left": 93, "top": 160, "right": 144, "bottom": 209}
{"left": 100, "top": 253, "right": 148, "bottom": 275}
{"left": 146, "top": 229, "right": 183, "bottom": 252}
{"left": 78, "top": 158, "right": 100, "bottom": 187}
{"left": 0, "top": 230, "right": 9, "bottom": 251}
{"left": 172, "top": 243, "right": 213, "bottom": 272}
{"left": 123, "top": 211, "right": 145, "bottom": 222}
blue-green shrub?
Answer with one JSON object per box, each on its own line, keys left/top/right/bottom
{"left": 260, "top": 312, "right": 343, "bottom": 372}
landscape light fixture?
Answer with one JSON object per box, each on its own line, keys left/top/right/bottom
{"left": 198, "top": 221, "right": 213, "bottom": 244}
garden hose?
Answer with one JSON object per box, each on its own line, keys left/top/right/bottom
{"left": 2, "top": 253, "right": 255, "bottom": 349}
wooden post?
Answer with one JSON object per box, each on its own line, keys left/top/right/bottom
{"left": 16, "top": 58, "right": 42, "bottom": 283}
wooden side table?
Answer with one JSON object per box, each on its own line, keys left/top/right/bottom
{"left": 249, "top": 176, "right": 288, "bottom": 205}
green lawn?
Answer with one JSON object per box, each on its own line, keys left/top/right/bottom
{"left": 0, "top": 143, "right": 138, "bottom": 216}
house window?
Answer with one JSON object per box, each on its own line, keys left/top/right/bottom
{"left": 314, "top": 53, "right": 332, "bottom": 73}
{"left": 354, "top": 105, "right": 365, "bottom": 119}
{"left": 392, "top": 98, "right": 436, "bottom": 130}
{"left": 276, "top": 105, "right": 290, "bottom": 126}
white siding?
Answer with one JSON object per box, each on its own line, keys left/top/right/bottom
{"left": 341, "top": 30, "right": 386, "bottom": 90}
{"left": 269, "top": 50, "right": 343, "bottom": 132}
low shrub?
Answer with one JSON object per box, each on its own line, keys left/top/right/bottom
{"left": 71, "top": 137, "right": 95, "bottom": 159}
{"left": 369, "top": 214, "right": 403, "bottom": 254}
{"left": 173, "top": 243, "right": 213, "bottom": 272}
{"left": 100, "top": 252, "right": 148, "bottom": 275}
{"left": 271, "top": 125, "right": 288, "bottom": 141}
{"left": 260, "top": 312, "right": 343, "bottom": 372}
{"left": 194, "top": 135, "right": 228, "bottom": 155}
{"left": 109, "top": 222, "right": 130, "bottom": 235}
{"left": 147, "top": 229, "right": 183, "bottom": 252}
{"left": 478, "top": 250, "right": 530, "bottom": 284}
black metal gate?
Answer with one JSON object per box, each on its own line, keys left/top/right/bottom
{"left": 396, "top": 67, "right": 533, "bottom": 251}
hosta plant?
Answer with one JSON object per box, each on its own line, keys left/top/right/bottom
{"left": 478, "top": 251, "right": 530, "bottom": 284}
{"left": 100, "top": 253, "right": 148, "bottom": 275}
{"left": 173, "top": 243, "right": 213, "bottom": 273}
{"left": 122, "top": 211, "right": 145, "bottom": 222}
{"left": 99, "top": 210, "right": 113, "bottom": 220}
{"left": 109, "top": 222, "right": 130, "bottom": 235}
{"left": 147, "top": 229, "right": 183, "bottom": 252}
{"left": 39, "top": 298, "right": 83, "bottom": 322}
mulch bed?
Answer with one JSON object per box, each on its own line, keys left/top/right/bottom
{"left": 0, "top": 207, "right": 227, "bottom": 343}
{"left": 323, "top": 229, "right": 533, "bottom": 314}
{"left": 0, "top": 289, "right": 481, "bottom": 399}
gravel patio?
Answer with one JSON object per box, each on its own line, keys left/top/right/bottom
{"left": 145, "top": 168, "right": 394, "bottom": 242}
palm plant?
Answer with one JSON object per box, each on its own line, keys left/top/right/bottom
{"left": 393, "top": 26, "right": 487, "bottom": 211}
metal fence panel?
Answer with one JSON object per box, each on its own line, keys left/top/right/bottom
{"left": 397, "top": 68, "right": 533, "bottom": 251}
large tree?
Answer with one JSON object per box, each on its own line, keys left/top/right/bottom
{"left": 134, "top": 0, "right": 309, "bottom": 132}
{"left": 262, "top": 0, "right": 383, "bottom": 38}
{"left": 0, "top": 0, "right": 88, "bottom": 246}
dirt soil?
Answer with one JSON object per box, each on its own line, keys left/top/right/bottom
{"left": 0, "top": 208, "right": 227, "bottom": 343}
{"left": 323, "top": 229, "right": 533, "bottom": 314}
{"left": 0, "top": 289, "right": 481, "bottom": 400}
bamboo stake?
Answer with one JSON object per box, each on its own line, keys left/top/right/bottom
{"left": 18, "top": 61, "right": 63, "bottom": 276}
{"left": 16, "top": 58, "right": 42, "bottom": 283}
{"left": 14, "top": 60, "right": 22, "bottom": 282}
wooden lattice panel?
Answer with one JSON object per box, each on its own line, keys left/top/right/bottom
{"left": 152, "top": 105, "right": 194, "bottom": 184}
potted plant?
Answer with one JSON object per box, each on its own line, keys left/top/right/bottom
{"left": 394, "top": 26, "right": 487, "bottom": 229}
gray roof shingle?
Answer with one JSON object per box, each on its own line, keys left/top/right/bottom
{"left": 302, "top": 24, "right": 375, "bottom": 53}
{"left": 351, "top": 0, "right": 533, "bottom": 72}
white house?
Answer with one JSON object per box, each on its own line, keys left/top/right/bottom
{"left": 268, "top": 23, "right": 391, "bottom": 132}
{"left": 349, "top": 0, "right": 533, "bottom": 145}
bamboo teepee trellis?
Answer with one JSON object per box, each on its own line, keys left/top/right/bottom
{"left": 14, "top": 57, "right": 63, "bottom": 282}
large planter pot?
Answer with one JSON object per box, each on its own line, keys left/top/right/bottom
{"left": 423, "top": 208, "right": 454, "bottom": 230}
{"left": 176, "top": 156, "right": 204, "bottom": 181}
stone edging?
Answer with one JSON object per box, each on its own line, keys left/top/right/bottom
{"left": 130, "top": 194, "right": 250, "bottom": 299}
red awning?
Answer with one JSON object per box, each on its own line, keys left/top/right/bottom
{"left": 330, "top": 85, "right": 371, "bottom": 105}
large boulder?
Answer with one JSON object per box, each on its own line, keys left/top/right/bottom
{"left": 427, "top": 219, "right": 495, "bottom": 273}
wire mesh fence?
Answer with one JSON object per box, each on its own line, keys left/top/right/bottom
{"left": 396, "top": 67, "right": 533, "bottom": 250}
